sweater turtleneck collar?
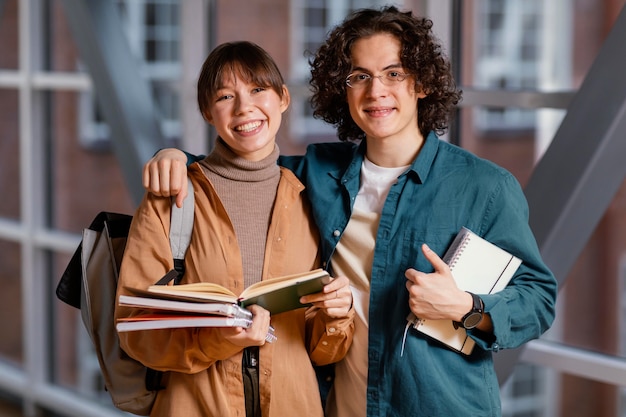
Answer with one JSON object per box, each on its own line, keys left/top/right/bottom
{"left": 199, "top": 138, "right": 280, "bottom": 182}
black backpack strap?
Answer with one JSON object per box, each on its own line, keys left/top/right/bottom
{"left": 145, "top": 368, "right": 166, "bottom": 391}
{"left": 154, "top": 269, "right": 180, "bottom": 286}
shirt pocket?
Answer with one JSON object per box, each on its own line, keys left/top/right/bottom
{"left": 401, "top": 229, "right": 456, "bottom": 272}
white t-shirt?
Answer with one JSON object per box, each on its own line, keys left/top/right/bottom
{"left": 325, "top": 158, "right": 409, "bottom": 417}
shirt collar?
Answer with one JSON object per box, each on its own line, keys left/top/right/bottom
{"left": 337, "top": 131, "right": 440, "bottom": 184}
{"left": 405, "top": 131, "right": 439, "bottom": 184}
{"left": 352, "top": 131, "right": 440, "bottom": 184}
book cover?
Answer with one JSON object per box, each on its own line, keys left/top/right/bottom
{"left": 408, "top": 227, "right": 522, "bottom": 355}
{"left": 116, "top": 314, "right": 253, "bottom": 332}
{"left": 118, "top": 294, "right": 253, "bottom": 320}
{"left": 134, "top": 268, "right": 332, "bottom": 316}
{"left": 116, "top": 313, "right": 277, "bottom": 343}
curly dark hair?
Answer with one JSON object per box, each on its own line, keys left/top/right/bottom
{"left": 309, "top": 6, "right": 462, "bottom": 142}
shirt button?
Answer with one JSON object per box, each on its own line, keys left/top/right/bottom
{"left": 322, "top": 341, "right": 328, "bottom": 346}
{"left": 333, "top": 230, "right": 340, "bottom": 237}
{"left": 328, "top": 327, "right": 336, "bottom": 333}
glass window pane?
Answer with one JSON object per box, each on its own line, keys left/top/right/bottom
{"left": 49, "top": 0, "right": 82, "bottom": 73}
{"left": 49, "top": 91, "right": 136, "bottom": 234}
{"left": 501, "top": 364, "right": 550, "bottom": 417}
{"left": 0, "top": 89, "right": 20, "bottom": 221}
{"left": 456, "top": 106, "right": 548, "bottom": 186}
{"left": 558, "top": 372, "right": 622, "bottom": 416}
{"left": 305, "top": 7, "right": 326, "bottom": 27}
{"left": 465, "top": 0, "right": 567, "bottom": 94}
{"left": 0, "top": 239, "right": 22, "bottom": 364}
{"left": 0, "top": 0, "right": 18, "bottom": 70}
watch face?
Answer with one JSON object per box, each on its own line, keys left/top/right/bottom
{"left": 463, "top": 312, "right": 482, "bottom": 329}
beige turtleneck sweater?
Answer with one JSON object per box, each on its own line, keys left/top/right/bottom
{"left": 199, "top": 139, "right": 280, "bottom": 288}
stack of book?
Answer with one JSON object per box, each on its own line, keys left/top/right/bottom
{"left": 117, "top": 268, "right": 333, "bottom": 343}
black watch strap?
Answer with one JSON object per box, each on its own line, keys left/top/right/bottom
{"left": 460, "top": 292, "right": 484, "bottom": 329}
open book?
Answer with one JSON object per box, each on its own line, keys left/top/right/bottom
{"left": 127, "top": 268, "right": 332, "bottom": 316}
{"left": 406, "top": 227, "right": 522, "bottom": 355}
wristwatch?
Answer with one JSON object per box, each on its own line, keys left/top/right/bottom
{"left": 460, "top": 292, "right": 484, "bottom": 329}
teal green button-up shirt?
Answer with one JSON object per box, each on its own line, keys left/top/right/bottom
{"left": 186, "top": 132, "right": 556, "bottom": 416}
{"left": 279, "top": 132, "right": 557, "bottom": 417}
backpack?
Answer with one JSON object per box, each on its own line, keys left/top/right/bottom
{"left": 55, "top": 180, "right": 194, "bottom": 415}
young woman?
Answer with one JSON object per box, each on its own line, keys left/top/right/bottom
{"left": 115, "top": 41, "right": 354, "bottom": 417}
{"left": 144, "top": 7, "right": 557, "bottom": 417}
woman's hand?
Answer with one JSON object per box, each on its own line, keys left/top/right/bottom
{"left": 142, "top": 148, "right": 189, "bottom": 208}
{"left": 300, "top": 275, "right": 353, "bottom": 318}
{"left": 219, "top": 304, "right": 272, "bottom": 347}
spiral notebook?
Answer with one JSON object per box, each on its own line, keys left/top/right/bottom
{"left": 406, "top": 227, "right": 522, "bottom": 355}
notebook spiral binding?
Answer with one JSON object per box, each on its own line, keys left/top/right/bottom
{"left": 449, "top": 234, "right": 472, "bottom": 270}
{"left": 446, "top": 228, "right": 472, "bottom": 270}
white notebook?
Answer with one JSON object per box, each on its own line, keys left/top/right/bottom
{"left": 407, "top": 227, "right": 522, "bottom": 355}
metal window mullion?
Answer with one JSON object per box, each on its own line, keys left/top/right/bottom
{"left": 31, "top": 72, "right": 92, "bottom": 90}
{"left": 0, "top": 70, "right": 92, "bottom": 90}
{"left": 180, "top": 0, "right": 209, "bottom": 155}
{"left": 123, "top": 0, "right": 143, "bottom": 58}
{"left": 535, "top": 0, "right": 573, "bottom": 160}
{"left": 18, "top": 0, "right": 50, "bottom": 415}
{"left": 326, "top": 0, "right": 348, "bottom": 31}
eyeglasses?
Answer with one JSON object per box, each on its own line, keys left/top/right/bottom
{"left": 345, "top": 70, "right": 411, "bottom": 89}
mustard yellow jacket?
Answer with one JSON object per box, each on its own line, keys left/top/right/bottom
{"left": 116, "top": 163, "right": 354, "bottom": 417}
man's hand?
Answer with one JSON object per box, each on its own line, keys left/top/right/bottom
{"left": 143, "top": 148, "right": 189, "bottom": 207}
{"left": 405, "top": 243, "right": 472, "bottom": 322}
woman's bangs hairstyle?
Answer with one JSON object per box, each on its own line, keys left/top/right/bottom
{"left": 197, "top": 41, "right": 285, "bottom": 118}
{"left": 310, "top": 6, "right": 461, "bottom": 141}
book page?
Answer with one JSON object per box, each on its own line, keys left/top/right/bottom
{"left": 119, "top": 294, "right": 251, "bottom": 318}
{"left": 129, "top": 285, "right": 238, "bottom": 304}
{"left": 116, "top": 314, "right": 252, "bottom": 332}
{"left": 149, "top": 282, "right": 236, "bottom": 296}
{"left": 239, "top": 268, "right": 330, "bottom": 300}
